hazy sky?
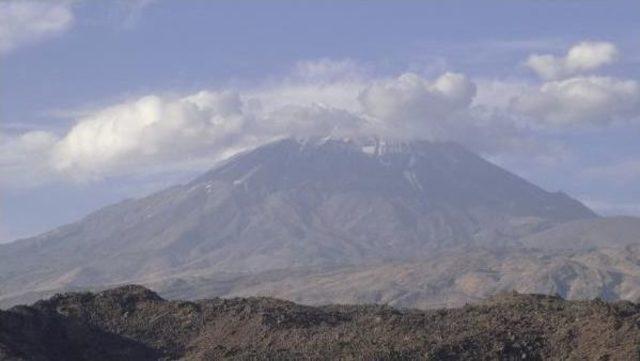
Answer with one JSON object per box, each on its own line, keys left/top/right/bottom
{"left": 2, "top": 0, "right": 640, "bottom": 242}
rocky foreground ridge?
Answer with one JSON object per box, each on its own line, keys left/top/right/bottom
{"left": 2, "top": 285, "right": 640, "bottom": 360}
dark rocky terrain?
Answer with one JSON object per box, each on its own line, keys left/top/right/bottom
{"left": 2, "top": 285, "right": 640, "bottom": 360}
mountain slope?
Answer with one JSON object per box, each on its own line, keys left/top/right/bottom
{"left": 0, "top": 138, "right": 596, "bottom": 306}
{"left": 152, "top": 245, "right": 640, "bottom": 309}
{"left": 519, "top": 216, "right": 640, "bottom": 250}
{"left": 3, "top": 285, "right": 640, "bottom": 361}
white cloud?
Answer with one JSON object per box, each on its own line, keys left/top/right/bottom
{"left": 0, "top": 1, "right": 74, "bottom": 54}
{"left": 360, "top": 72, "right": 475, "bottom": 119}
{"left": 510, "top": 76, "right": 640, "bottom": 126}
{"left": 354, "top": 73, "right": 545, "bottom": 156}
{"left": 33, "top": 95, "right": 362, "bottom": 181}
{"left": 0, "top": 131, "right": 59, "bottom": 187}
{"left": 359, "top": 72, "right": 476, "bottom": 138}
{"left": 248, "top": 81, "right": 363, "bottom": 114}
{"left": 5, "top": 49, "right": 636, "bottom": 187}
{"left": 525, "top": 41, "right": 618, "bottom": 80}
{"left": 50, "top": 91, "right": 251, "bottom": 179}
{"left": 473, "top": 79, "right": 531, "bottom": 110}
{"left": 3, "top": 64, "right": 505, "bottom": 185}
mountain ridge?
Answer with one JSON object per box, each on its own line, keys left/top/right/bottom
{"left": 1, "top": 137, "right": 635, "bottom": 310}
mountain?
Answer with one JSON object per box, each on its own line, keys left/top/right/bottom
{"left": 155, "top": 245, "right": 640, "bottom": 309}
{"left": 519, "top": 216, "right": 640, "bottom": 250}
{"left": 5, "top": 137, "right": 640, "bottom": 309}
{"left": 3, "top": 285, "right": 640, "bottom": 361}
{"left": 0, "top": 137, "right": 601, "bottom": 307}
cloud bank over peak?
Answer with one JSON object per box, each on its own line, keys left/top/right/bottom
{"left": 525, "top": 41, "right": 618, "bottom": 80}
{"left": 2, "top": 70, "right": 486, "bottom": 185}
{"left": 2, "top": 40, "right": 639, "bottom": 188}
{"left": 360, "top": 72, "right": 475, "bottom": 124}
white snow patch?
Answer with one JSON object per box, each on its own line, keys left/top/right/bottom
{"left": 233, "top": 165, "right": 262, "bottom": 189}
{"left": 403, "top": 170, "right": 423, "bottom": 191}
{"left": 361, "top": 145, "right": 376, "bottom": 155}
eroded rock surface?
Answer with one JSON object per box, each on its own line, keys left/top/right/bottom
{"left": 2, "top": 285, "right": 640, "bottom": 360}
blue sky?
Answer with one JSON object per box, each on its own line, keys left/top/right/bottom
{"left": 2, "top": 0, "right": 640, "bottom": 242}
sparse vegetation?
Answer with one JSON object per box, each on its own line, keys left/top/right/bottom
{"left": 2, "top": 285, "right": 640, "bottom": 360}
